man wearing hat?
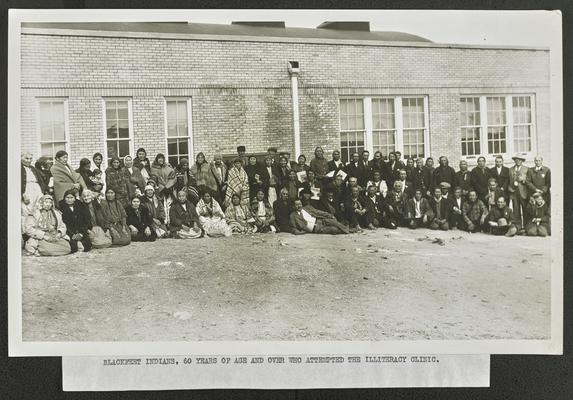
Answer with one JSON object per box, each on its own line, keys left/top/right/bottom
{"left": 439, "top": 181, "right": 452, "bottom": 200}
{"left": 526, "top": 156, "right": 551, "bottom": 204}
{"left": 508, "top": 154, "right": 529, "bottom": 232}
{"left": 485, "top": 196, "right": 518, "bottom": 237}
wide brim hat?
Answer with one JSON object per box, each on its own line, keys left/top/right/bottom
{"left": 512, "top": 155, "right": 526, "bottom": 161}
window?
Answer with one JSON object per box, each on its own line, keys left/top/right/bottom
{"left": 401, "top": 98, "right": 426, "bottom": 159}
{"left": 371, "top": 98, "right": 396, "bottom": 157}
{"left": 37, "top": 99, "right": 68, "bottom": 159}
{"left": 165, "top": 99, "right": 191, "bottom": 167}
{"left": 104, "top": 99, "right": 132, "bottom": 164}
{"left": 460, "top": 97, "right": 481, "bottom": 156}
{"left": 339, "top": 96, "right": 428, "bottom": 162}
{"left": 339, "top": 98, "right": 365, "bottom": 163}
{"left": 459, "top": 95, "right": 535, "bottom": 159}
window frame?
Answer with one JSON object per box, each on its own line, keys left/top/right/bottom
{"left": 339, "top": 97, "right": 366, "bottom": 163}
{"left": 339, "top": 95, "right": 429, "bottom": 161}
{"left": 163, "top": 97, "right": 193, "bottom": 167}
{"left": 102, "top": 97, "right": 134, "bottom": 165}
{"left": 460, "top": 94, "right": 536, "bottom": 162}
{"left": 35, "top": 97, "right": 70, "bottom": 160}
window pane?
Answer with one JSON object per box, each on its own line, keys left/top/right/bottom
{"left": 167, "top": 122, "right": 178, "bottom": 137}
{"left": 167, "top": 140, "right": 178, "bottom": 155}
{"left": 107, "top": 142, "right": 119, "bottom": 160}
{"left": 40, "top": 125, "right": 53, "bottom": 142}
{"left": 106, "top": 123, "right": 118, "bottom": 139}
{"left": 118, "top": 119, "right": 129, "bottom": 138}
{"left": 178, "top": 138, "right": 189, "bottom": 155}
{"left": 41, "top": 143, "right": 54, "bottom": 158}
{"left": 177, "top": 120, "right": 188, "bottom": 137}
{"left": 167, "top": 102, "right": 178, "bottom": 120}
{"left": 40, "top": 102, "right": 53, "bottom": 123}
{"left": 168, "top": 156, "right": 179, "bottom": 167}
{"left": 53, "top": 122, "right": 65, "bottom": 141}
{"left": 118, "top": 140, "right": 130, "bottom": 158}
{"left": 177, "top": 101, "right": 187, "bottom": 120}
{"left": 117, "top": 103, "right": 129, "bottom": 120}
{"left": 486, "top": 97, "right": 506, "bottom": 125}
{"left": 106, "top": 104, "right": 117, "bottom": 121}
{"left": 52, "top": 102, "right": 65, "bottom": 122}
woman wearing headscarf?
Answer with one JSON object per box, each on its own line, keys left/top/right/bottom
{"left": 24, "top": 194, "right": 71, "bottom": 256}
{"left": 150, "top": 153, "right": 177, "bottom": 200}
{"left": 309, "top": 146, "right": 329, "bottom": 182}
{"left": 79, "top": 190, "right": 112, "bottom": 249}
{"left": 244, "top": 155, "right": 264, "bottom": 201}
{"left": 190, "top": 152, "right": 219, "bottom": 202}
{"left": 58, "top": 189, "right": 93, "bottom": 253}
{"left": 50, "top": 150, "right": 84, "bottom": 204}
{"left": 122, "top": 155, "right": 146, "bottom": 200}
{"left": 169, "top": 190, "right": 203, "bottom": 239}
{"left": 224, "top": 193, "right": 257, "bottom": 234}
{"left": 140, "top": 184, "right": 168, "bottom": 238}
{"left": 250, "top": 189, "right": 277, "bottom": 233}
{"left": 106, "top": 156, "right": 130, "bottom": 208}
{"left": 125, "top": 197, "right": 157, "bottom": 242}
{"left": 133, "top": 147, "right": 151, "bottom": 182}
{"left": 196, "top": 191, "right": 232, "bottom": 237}
{"left": 224, "top": 158, "right": 249, "bottom": 208}
{"left": 174, "top": 158, "right": 200, "bottom": 205}
{"left": 98, "top": 188, "right": 131, "bottom": 246}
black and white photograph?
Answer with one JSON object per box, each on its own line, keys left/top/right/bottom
{"left": 8, "top": 9, "right": 562, "bottom": 356}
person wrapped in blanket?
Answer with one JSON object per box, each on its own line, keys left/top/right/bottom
{"left": 225, "top": 193, "right": 257, "bottom": 234}
{"left": 24, "top": 194, "right": 71, "bottom": 256}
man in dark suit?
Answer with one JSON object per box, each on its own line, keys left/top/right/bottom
{"left": 405, "top": 188, "right": 433, "bottom": 229}
{"left": 455, "top": 160, "right": 473, "bottom": 197}
{"left": 428, "top": 187, "right": 450, "bottom": 230}
{"left": 470, "top": 156, "right": 491, "bottom": 202}
{"left": 526, "top": 155, "right": 551, "bottom": 203}
{"left": 327, "top": 150, "right": 346, "bottom": 174}
{"left": 344, "top": 152, "right": 362, "bottom": 184}
{"left": 448, "top": 186, "right": 466, "bottom": 229}
{"left": 433, "top": 156, "right": 456, "bottom": 194}
{"left": 344, "top": 185, "right": 370, "bottom": 230}
{"left": 384, "top": 151, "right": 401, "bottom": 189}
{"left": 273, "top": 188, "right": 292, "bottom": 233}
{"left": 395, "top": 169, "right": 414, "bottom": 199}
{"left": 410, "top": 158, "right": 426, "bottom": 194}
{"left": 484, "top": 178, "right": 505, "bottom": 210}
{"left": 289, "top": 199, "right": 349, "bottom": 235}
{"left": 358, "top": 150, "right": 372, "bottom": 187}
{"left": 363, "top": 184, "right": 386, "bottom": 228}
{"left": 489, "top": 155, "right": 510, "bottom": 196}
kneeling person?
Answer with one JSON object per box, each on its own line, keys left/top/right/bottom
{"left": 405, "top": 189, "right": 433, "bottom": 229}
{"left": 462, "top": 190, "right": 488, "bottom": 232}
{"left": 290, "top": 199, "right": 349, "bottom": 235}
{"left": 126, "top": 197, "right": 157, "bottom": 242}
{"left": 485, "top": 196, "right": 517, "bottom": 237}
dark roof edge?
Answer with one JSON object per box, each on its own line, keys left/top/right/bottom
{"left": 19, "top": 27, "right": 551, "bottom": 52}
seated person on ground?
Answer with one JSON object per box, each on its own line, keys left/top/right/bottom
{"left": 385, "top": 181, "right": 407, "bottom": 228}
{"left": 289, "top": 199, "right": 350, "bottom": 235}
{"left": 196, "top": 191, "right": 232, "bottom": 237}
{"left": 405, "top": 189, "right": 433, "bottom": 229}
{"left": 251, "top": 189, "right": 277, "bottom": 233}
{"left": 485, "top": 196, "right": 518, "bottom": 237}
{"left": 462, "top": 190, "right": 488, "bottom": 233}
{"left": 169, "top": 190, "right": 203, "bottom": 239}
{"left": 448, "top": 186, "right": 466, "bottom": 230}
{"left": 429, "top": 187, "right": 450, "bottom": 231}
{"left": 525, "top": 192, "right": 551, "bottom": 237}
{"left": 226, "top": 193, "right": 257, "bottom": 234}
{"left": 344, "top": 185, "right": 369, "bottom": 231}
{"left": 484, "top": 177, "right": 505, "bottom": 210}
{"left": 126, "top": 196, "right": 157, "bottom": 242}
{"left": 59, "top": 189, "right": 93, "bottom": 252}
{"left": 24, "top": 194, "right": 71, "bottom": 256}
{"left": 272, "top": 188, "right": 292, "bottom": 233}
{"left": 364, "top": 184, "right": 386, "bottom": 229}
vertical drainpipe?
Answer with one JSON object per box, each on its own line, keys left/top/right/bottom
{"left": 288, "top": 61, "right": 301, "bottom": 159}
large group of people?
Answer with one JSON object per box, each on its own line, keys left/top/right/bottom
{"left": 21, "top": 144, "right": 551, "bottom": 256}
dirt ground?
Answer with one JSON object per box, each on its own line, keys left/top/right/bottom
{"left": 21, "top": 228, "right": 551, "bottom": 341}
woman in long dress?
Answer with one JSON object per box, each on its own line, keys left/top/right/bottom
{"left": 224, "top": 158, "right": 250, "bottom": 208}
{"left": 98, "top": 188, "right": 131, "bottom": 246}
{"left": 169, "top": 190, "right": 203, "bottom": 239}
{"left": 24, "top": 194, "right": 71, "bottom": 256}
{"left": 125, "top": 197, "right": 157, "bottom": 242}
{"left": 58, "top": 189, "right": 93, "bottom": 253}
{"left": 244, "top": 155, "right": 264, "bottom": 201}
{"left": 140, "top": 185, "right": 169, "bottom": 238}
{"left": 250, "top": 189, "right": 277, "bottom": 233}
{"left": 106, "top": 156, "right": 130, "bottom": 208}
{"left": 224, "top": 193, "right": 257, "bottom": 234}
{"left": 50, "top": 150, "right": 83, "bottom": 204}
{"left": 79, "top": 190, "right": 112, "bottom": 249}
{"left": 196, "top": 192, "right": 232, "bottom": 237}
{"left": 150, "top": 153, "right": 177, "bottom": 224}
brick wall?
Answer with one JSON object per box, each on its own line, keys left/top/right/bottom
{"left": 20, "top": 31, "right": 552, "bottom": 169}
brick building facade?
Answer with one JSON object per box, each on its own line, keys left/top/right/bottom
{"left": 19, "top": 22, "right": 551, "bottom": 168}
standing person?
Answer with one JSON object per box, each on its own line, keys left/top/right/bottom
{"left": 92, "top": 152, "right": 107, "bottom": 194}
{"left": 51, "top": 150, "right": 83, "bottom": 204}
{"left": 58, "top": 189, "right": 93, "bottom": 253}
{"left": 76, "top": 158, "right": 101, "bottom": 193}
{"left": 266, "top": 147, "right": 278, "bottom": 167}
{"left": 410, "top": 158, "right": 426, "bottom": 195}
{"left": 405, "top": 189, "right": 433, "bottom": 229}
{"left": 395, "top": 169, "right": 414, "bottom": 199}
{"left": 122, "top": 155, "right": 146, "bottom": 201}
{"left": 327, "top": 149, "right": 346, "bottom": 175}
{"left": 455, "top": 160, "right": 473, "bottom": 198}
{"left": 368, "top": 151, "right": 386, "bottom": 181}
{"left": 293, "top": 154, "right": 310, "bottom": 174}
{"left": 428, "top": 187, "right": 450, "bottom": 231}
{"left": 508, "top": 155, "right": 529, "bottom": 232}
{"left": 384, "top": 152, "right": 400, "bottom": 188}
{"left": 150, "top": 153, "right": 177, "bottom": 216}
{"left": 284, "top": 170, "right": 301, "bottom": 202}
{"left": 24, "top": 195, "right": 71, "bottom": 256}
{"left": 79, "top": 190, "right": 112, "bottom": 248}
{"left": 489, "top": 155, "right": 510, "bottom": 196}
{"left": 262, "top": 156, "right": 279, "bottom": 205}
{"left": 211, "top": 153, "right": 228, "bottom": 205}
{"left": 169, "top": 190, "right": 203, "bottom": 239}
{"left": 485, "top": 196, "right": 518, "bottom": 237}
{"left": 140, "top": 185, "right": 168, "bottom": 238}
{"left": 126, "top": 197, "right": 157, "bottom": 242}
{"left": 196, "top": 191, "right": 232, "bottom": 237}
{"left": 281, "top": 151, "right": 297, "bottom": 170}
{"left": 250, "top": 189, "right": 277, "bottom": 233}
{"left": 470, "top": 156, "right": 492, "bottom": 203}
{"left": 394, "top": 151, "right": 406, "bottom": 171}
{"left": 225, "top": 193, "right": 257, "bottom": 234}
{"left": 422, "top": 157, "right": 435, "bottom": 198}
{"left": 174, "top": 158, "right": 200, "bottom": 205}
{"left": 106, "top": 157, "right": 130, "bottom": 208}
{"left": 21, "top": 152, "right": 48, "bottom": 217}
{"left": 404, "top": 158, "right": 416, "bottom": 182}
{"left": 309, "top": 146, "right": 329, "bottom": 182}
{"left": 462, "top": 190, "right": 488, "bottom": 233}
{"left": 433, "top": 156, "right": 456, "bottom": 194}
{"left": 345, "top": 152, "right": 362, "bottom": 183}
{"left": 357, "top": 150, "right": 372, "bottom": 187}
{"left": 244, "top": 155, "right": 264, "bottom": 201}
{"left": 99, "top": 188, "right": 131, "bottom": 246}
{"left": 526, "top": 156, "right": 551, "bottom": 203}
{"left": 133, "top": 147, "right": 151, "bottom": 182}
{"left": 525, "top": 192, "right": 551, "bottom": 237}
{"left": 224, "top": 158, "right": 250, "bottom": 208}
{"left": 190, "top": 152, "right": 217, "bottom": 199}
{"left": 273, "top": 188, "right": 292, "bottom": 233}
{"left": 34, "top": 156, "right": 55, "bottom": 197}
{"left": 289, "top": 199, "right": 350, "bottom": 235}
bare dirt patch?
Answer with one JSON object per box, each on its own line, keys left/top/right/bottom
{"left": 22, "top": 228, "right": 551, "bottom": 341}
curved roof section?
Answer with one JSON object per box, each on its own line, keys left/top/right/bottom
{"left": 21, "top": 22, "right": 433, "bottom": 43}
